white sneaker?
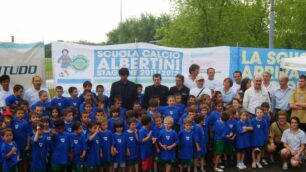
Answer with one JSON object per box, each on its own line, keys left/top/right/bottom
{"left": 214, "top": 168, "right": 223, "bottom": 172}
{"left": 218, "top": 165, "right": 225, "bottom": 169}
{"left": 261, "top": 159, "right": 268, "bottom": 165}
{"left": 282, "top": 162, "right": 288, "bottom": 170}
{"left": 241, "top": 162, "right": 247, "bottom": 169}
{"left": 256, "top": 162, "right": 263, "bottom": 168}
{"left": 236, "top": 163, "right": 243, "bottom": 170}
{"left": 252, "top": 162, "right": 256, "bottom": 168}
{"left": 200, "top": 168, "right": 206, "bottom": 172}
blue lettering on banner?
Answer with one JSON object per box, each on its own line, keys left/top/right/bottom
{"left": 230, "top": 47, "right": 306, "bottom": 88}
{"left": 0, "top": 65, "right": 37, "bottom": 75}
{"left": 94, "top": 49, "right": 183, "bottom": 77}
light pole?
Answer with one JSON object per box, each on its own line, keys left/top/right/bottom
{"left": 120, "top": 0, "right": 122, "bottom": 23}
{"left": 269, "top": 0, "right": 275, "bottom": 48}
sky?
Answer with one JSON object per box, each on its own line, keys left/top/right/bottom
{"left": 0, "top": 0, "right": 172, "bottom": 43}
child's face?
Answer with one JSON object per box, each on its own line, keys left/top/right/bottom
{"left": 175, "top": 96, "right": 182, "bottom": 104}
{"left": 84, "top": 85, "right": 92, "bottom": 91}
{"left": 129, "top": 122, "right": 137, "bottom": 131}
{"left": 240, "top": 113, "right": 247, "bottom": 121}
{"left": 71, "top": 89, "right": 78, "bottom": 97}
{"left": 16, "top": 110, "right": 24, "bottom": 120}
{"left": 40, "top": 93, "right": 48, "bottom": 102}
{"left": 100, "top": 122, "right": 108, "bottom": 131}
{"left": 262, "top": 107, "right": 269, "bottom": 115}
{"left": 35, "top": 107, "right": 44, "bottom": 116}
{"left": 164, "top": 120, "right": 172, "bottom": 130}
{"left": 232, "top": 100, "right": 240, "bottom": 109}
{"left": 55, "top": 89, "right": 63, "bottom": 97}
{"left": 149, "top": 106, "right": 157, "bottom": 113}
{"left": 216, "top": 94, "right": 223, "bottom": 101}
{"left": 81, "top": 114, "right": 89, "bottom": 124}
{"left": 256, "top": 109, "right": 263, "bottom": 119}
{"left": 167, "top": 97, "right": 175, "bottom": 106}
{"left": 55, "top": 127, "right": 65, "bottom": 133}
{"left": 200, "top": 108, "right": 207, "bottom": 116}
{"left": 84, "top": 93, "right": 92, "bottom": 101}
{"left": 154, "top": 118, "right": 162, "bottom": 127}
{"left": 96, "top": 88, "right": 103, "bottom": 95}
{"left": 20, "top": 104, "right": 29, "bottom": 111}
{"left": 2, "top": 131, "right": 13, "bottom": 143}
{"left": 15, "top": 89, "right": 23, "bottom": 97}
{"left": 137, "top": 87, "right": 142, "bottom": 95}
{"left": 114, "top": 101, "right": 122, "bottom": 108}
{"left": 112, "top": 112, "right": 119, "bottom": 118}
{"left": 97, "top": 102, "right": 105, "bottom": 109}
{"left": 64, "top": 113, "right": 73, "bottom": 122}
{"left": 51, "top": 109, "right": 59, "bottom": 119}
{"left": 3, "top": 116, "right": 12, "bottom": 125}
{"left": 185, "top": 123, "right": 192, "bottom": 131}
{"left": 188, "top": 97, "right": 196, "bottom": 103}
{"left": 30, "top": 115, "right": 39, "bottom": 123}
{"left": 76, "top": 126, "right": 83, "bottom": 134}
{"left": 115, "top": 126, "right": 123, "bottom": 133}
{"left": 187, "top": 112, "right": 196, "bottom": 118}
{"left": 216, "top": 103, "right": 223, "bottom": 112}
{"left": 95, "top": 112, "right": 104, "bottom": 121}
{"left": 84, "top": 104, "right": 92, "bottom": 112}
{"left": 43, "top": 122, "right": 50, "bottom": 129}
{"left": 132, "top": 103, "right": 141, "bottom": 111}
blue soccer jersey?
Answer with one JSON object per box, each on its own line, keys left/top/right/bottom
{"left": 12, "top": 119, "right": 31, "bottom": 150}
{"left": 112, "top": 132, "right": 128, "bottom": 163}
{"left": 235, "top": 120, "right": 252, "bottom": 149}
{"left": 5, "top": 95, "right": 23, "bottom": 107}
{"left": 31, "top": 135, "right": 48, "bottom": 170}
{"left": 193, "top": 124, "right": 207, "bottom": 156}
{"left": 31, "top": 101, "right": 52, "bottom": 116}
{"left": 125, "top": 130, "right": 139, "bottom": 160}
{"left": 51, "top": 132, "right": 70, "bottom": 165}
{"left": 85, "top": 133, "right": 101, "bottom": 167}
{"left": 1, "top": 141, "right": 20, "bottom": 171}
{"left": 138, "top": 127, "right": 154, "bottom": 160}
{"left": 70, "top": 133, "right": 88, "bottom": 164}
{"left": 178, "top": 129, "right": 194, "bottom": 160}
{"left": 51, "top": 97, "right": 70, "bottom": 113}
{"left": 251, "top": 118, "right": 268, "bottom": 147}
{"left": 99, "top": 130, "right": 113, "bottom": 163}
{"left": 158, "top": 129, "right": 178, "bottom": 161}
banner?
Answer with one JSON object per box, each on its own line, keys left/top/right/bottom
{"left": 230, "top": 47, "right": 306, "bottom": 88}
{"left": 0, "top": 42, "right": 45, "bottom": 89}
{"left": 51, "top": 42, "right": 230, "bottom": 95}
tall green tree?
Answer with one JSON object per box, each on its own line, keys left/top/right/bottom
{"left": 106, "top": 13, "right": 171, "bottom": 44}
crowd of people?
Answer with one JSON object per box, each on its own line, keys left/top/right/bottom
{"left": 0, "top": 64, "right": 305, "bottom": 172}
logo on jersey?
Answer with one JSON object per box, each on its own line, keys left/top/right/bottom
{"left": 257, "top": 124, "right": 261, "bottom": 128}
{"left": 15, "top": 125, "right": 19, "bottom": 129}
{"left": 39, "top": 143, "right": 43, "bottom": 147}
{"left": 117, "top": 139, "right": 122, "bottom": 143}
{"left": 166, "top": 136, "right": 170, "bottom": 140}
{"left": 229, "top": 124, "right": 233, "bottom": 128}
{"left": 96, "top": 139, "right": 99, "bottom": 144}
{"left": 129, "top": 137, "right": 134, "bottom": 141}
{"left": 74, "top": 140, "right": 78, "bottom": 144}
{"left": 60, "top": 138, "right": 65, "bottom": 143}
{"left": 103, "top": 137, "right": 108, "bottom": 141}
{"left": 186, "top": 136, "right": 190, "bottom": 141}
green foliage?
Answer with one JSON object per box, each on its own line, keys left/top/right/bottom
{"left": 106, "top": 13, "right": 171, "bottom": 45}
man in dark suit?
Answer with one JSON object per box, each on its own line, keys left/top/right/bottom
{"left": 110, "top": 68, "right": 137, "bottom": 110}
{"left": 143, "top": 73, "right": 170, "bottom": 108}
{"left": 170, "top": 74, "right": 190, "bottom": 105}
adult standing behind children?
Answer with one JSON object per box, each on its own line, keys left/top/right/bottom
{"left": 143, "top": 73, "right": 170, "bottom": 107}
{"left": 24, "top": 76, "right": 50, "bottom": 106}
{"left": 0, "top": 75, "right": 13, "bottom": 112}
{"left": 184, "top": 64, "right": 200, "bottom": 89}
{"left": 169, "top": 74, "right": 190, "bottom": 105}
{"left": 110, "top": 68, "right": 137, "bottom": 110}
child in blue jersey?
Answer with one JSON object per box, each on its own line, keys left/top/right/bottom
{"left": 213, "top": 111, "right": 231, "bottom": 172}
{"left": 260, "top": 102, "right": 271, "bottom": 165}
{"left": 160, "top": 95, "right": 180, "bottom": 131}
{"left": 158, "top": 116, "right": 178, "bottom": 172}
{"left": 235, "top": 109, "right": 253, "bottom": 170}
{"left": 126, "top": 118, "right": 140, "bottom": 172}
{"left": 68, "top": 86, "right": 81, "bottom": 109}
{"left": 178, "top": 118, "right": 194, "bottom": 172}
{"left": 63, "top": 108, "right": 74, "bottom": 133}
{"left": 51, "top": 86, "right": 70, "bottom": 114}
{"left": 1, "top": 128, "right": 20, "bottom": 172}
{"left": 111, "top": 120, "right": 128, "bottom": 172}
{"left": 79, "top": 81, "right": 97, "bottom": 103}
{"left": 70, "top": 121, "right": 87, "bottom": 172}
{"left": 152, "top": 114, "right": 164, "bottom": 172}
{"left": 193, "top": 114, "right": 207, "bottom": 172}
{"left": 19, "top": 100, "right": 30, "bottom": 121}
{"left": 99, "top": 117, "right": 113, "bottom": 172}
{"left": 94, "top": 109, "right": 106, "bottom": 124}
{"left": 51, "top": 119, "right": 70, "bottom": 172}
{"left": 5, "top": 84, "right": 24, "bottom": 112}
{"left": 0, "top": 120, "right": 5, "bottom": 170}
{"left": 108, "top": 105, "right": 122, "bottom": 133}
{"left": 50, "top": 107, "right": 60, "bottom": 127}
{"left": 251, "top": 107, "right": 268, "bottom": 169}
{"left": 12, "top": 107, "right": 31, "bottom": 172}
{"left": 174, "top": 93, "right": 185, "bottom": 116}
{"left": 113, "top": 97, "right": 127, "bottom": 121}
{"left": 138, "top": 115, "right": 154, "bottom": 172}
{"left": 41, "top": 116, "right": 53, "bottom": 170}
{"left": 85, "top": 121, "right": 101, "bottom": 171}
{"left": 96, "top": 85, "right": 110, "bottom": 109}
{"left": 79, "top": 90, "right": 96, "bottom": 113}
{"left": 31, "top": 90, "right": 51, "bottom": 117}
{"left": 207, "top": 101, "right": 223, "bottom": 128}
{"left": 31, "top": 122, "right": 48, "bottom": 171}
{"left": 179, "top": 107, "right": 196, "bottom": 129}
{"left": 83, "top": 102, "right": 96, "bottom": 120}
{"left": 80, "top": 112, "right": 90, "bottom": 135}
{"left": 223, "top": 107, "right": 237, "bottom": 166}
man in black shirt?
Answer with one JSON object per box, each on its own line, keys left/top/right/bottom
{"left": 143, "top": 73, "right": 170, "bottom": 108}
{"left": 110, "top": 68, "right": 137, "bottom": 110}
{"left": 170, "top": 74, "right": 190, "bottom": 105}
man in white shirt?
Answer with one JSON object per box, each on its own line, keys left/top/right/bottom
{"left": 243, "top": 75, "right": 271, "bottom": 115}
{"left": 232, "top": 70, "right": 242, "bottom": 92}
{"left": 184, "top": 64, "right": 200, "bottom": 89}
{"left": 205, "top": 67, "right": 222, "bottom": 92}
{"left": 24, "top": 76, "right": 50, "bottom": 105}
{"left": 0, "top": 75, "right": 13, "bottom": 112}
{"left": 190, "top": 75, "right": 211, "bottom": 99}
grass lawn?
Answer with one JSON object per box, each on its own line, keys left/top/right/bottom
{"left": 45, "top": 58, "right": 53, "bottom": 80}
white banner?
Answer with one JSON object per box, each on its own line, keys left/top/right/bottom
{"left": 0, "top": 42, "right": 45, "bottom": 89}
{"left": 51, "top": 42, "right": 230, "bottom": 95}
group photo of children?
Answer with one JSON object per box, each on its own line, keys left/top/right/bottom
{"left": 0, "top": 64, "right": 306, "bottom": 172}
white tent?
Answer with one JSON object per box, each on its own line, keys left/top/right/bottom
{"left": 280, "top": 56, "right": 306, "bottom": 71}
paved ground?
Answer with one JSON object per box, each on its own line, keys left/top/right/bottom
{"left": 221, "top": 162, "right": 306, "bottom": 172}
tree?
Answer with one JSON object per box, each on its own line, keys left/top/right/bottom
{"left": 106, "top": 13, "right": 171, "bottom": 45}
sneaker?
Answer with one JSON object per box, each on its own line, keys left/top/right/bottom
{"left": 214, "top": 168, "right": 223, "bottom": 172}
{"left": 218, "top": 165, "right": 225, "bottom": 169}
{"left": 241, "top": 162, "right": 247, "bottom": 169}
{"left": 282, "top": 162, "right": 288, "bottom": 170}
{"left": 261, "top": 159, "right": 268, "bottom": 165}
{"left": 252, "top": 162, "right": 256, "bottom": 168}
{"left": 256, "top": 162, "right": 263, "bottom": 168}
{"left": 200, "top": 168, "right": 206, "bottom": 172}
{"left": 194, "top": 169, "right": 198, "bottom": 172}
{"left": 236, "top": 163, "right": 243, "bottom": 170}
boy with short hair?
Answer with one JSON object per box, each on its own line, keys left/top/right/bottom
{"left": 113, "top": 97, "right": 127, "bottom": 121}
{"left": 193, "top": 114, "right": 207, "bottom": 172}
{"left": 31, "top": 90, "right": 51, "bottom": 117}
{"left": 80, "top": 112, "right": 90, "bottom": 135}
{"left": 108, "top": 105, "right": 122, "bottom": 133}
{"left": 51, "top": 119, "right": 70, "bottom": 172}
{"left": 158, "top": 117, "right": 178, "bottom": 172}
{"left": 152, "top": 113, "right": 164, "bottom": 172}
{"left": 5, "top": 84, "right": 24, "bottom": 112}
{"left": 125, "top": 117, "right": 140, "bottom": 172}
{"left": 85, "top": 121, "right": 101, "bottom": 172}
{"left": 51, "top": 86, "right": 70, "bottom": 113}
{"left": 96, "top": 84, "right": 110, "bottom": 109}
{"left": 99, "top": 117, "right": 113, "bottom": 172}
{"left": 31, "top": 122, "right": 48, "bottom": 171}
{"left": 79, "top": 81, "right": 97, "bottom": 103}
{"left": 67, "top": 86, "right": 81, "bottom": 109}
{"left": 63, "top": 108, "right": 74, "bottom": 133}
{"left": 159, "top": 95, "right": 180, "bottom": 131}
